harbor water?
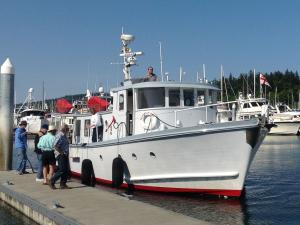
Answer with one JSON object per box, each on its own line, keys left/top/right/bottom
{"left": 1, "top": 135, "right": 300, "bottom": 225}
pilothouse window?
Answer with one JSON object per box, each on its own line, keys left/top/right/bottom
{"left": 119, "top": 94, "right": 124, "bottom": 111}
{"left": 183, "top": 90, "right": 194, "bottom": 106}
{"left": 137, "top": 88, "right": 165, "bottom": 109}
{"left": 169, "top": 89, "right": 180, "bottom": 107}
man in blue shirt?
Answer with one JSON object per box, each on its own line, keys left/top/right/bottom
{"left": 15, "top": 121, "right": 29, "bottom": 175}
{"left": 50, "top": 124, "right": 71, "bottom": 189}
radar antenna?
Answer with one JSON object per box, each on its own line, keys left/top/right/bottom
{"left": 120, "top": 34, "right": 143, "bottom": 80}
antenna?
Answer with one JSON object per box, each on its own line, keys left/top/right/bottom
{"left": 120, "top": 34, "right": 143, "bottom": 80}
{"left": 159, "top": 42, "right": 163, "bottom": 81}
{"left": 203, "top": 64, "right": 206, "bottom": 83}
{"left": 220, "top": 65, "right": 223, "bottom": 102}
{"left": 253, "top": 69, "right": 256, "bottom": 98}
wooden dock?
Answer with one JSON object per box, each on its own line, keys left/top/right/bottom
{"left": 0, "top": 171, "right": 210, "bottom": 225}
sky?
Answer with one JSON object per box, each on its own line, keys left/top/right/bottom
{"left": 1, "top": 0, "right": 300, "bottom": 103}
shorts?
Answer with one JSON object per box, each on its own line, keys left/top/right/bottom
{"left": 41, "top": 151, "right": 56, "bottom": 166}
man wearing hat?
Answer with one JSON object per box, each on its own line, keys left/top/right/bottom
{"left": 34, "top": 124, "right": 49, "bottom": 182}
{"left": 37, "top": 124, "right": 57, "bottom": 186}
{"left": 15, "top": 121, "right": 29, "bottom": 175}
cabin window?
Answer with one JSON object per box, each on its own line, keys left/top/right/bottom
{"left": 84, "top": 119, "right": 90, "bottom": 137}
{"left": 208, "top": 90, "right": 213, "bottom": 104}
{"left": 183, "top": 89, "right": 194, "bottom": 106}
{"left": 197, "top": 90, "right": 205, "bottom": 106}
{"left": 75, "top": 120, "right": 81, "bottom": 142}
{"left": 119, "top": 94, "right": 124, "bottom": 111}
{"left": 137, "top": 88, "right": 165, "bottom": 109}
{"left": 243, "top": 103, "right": 250, "bottom": 108}
{"left": 169, "top": 89, "right": 180, "bottom": 107}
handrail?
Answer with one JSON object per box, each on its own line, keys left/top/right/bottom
{"left": 174, "top": 101, "right": 238, "bottom": 123}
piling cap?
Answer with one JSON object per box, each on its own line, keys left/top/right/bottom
{"left": 1, "top": 58, "right": 15, "bottom": 75}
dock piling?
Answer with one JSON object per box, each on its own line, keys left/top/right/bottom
{"left": 0, "top": 58, "right": 15, "bottom": 171}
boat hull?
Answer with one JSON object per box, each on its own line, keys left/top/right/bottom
{"left": 69, "top": 120, "right": 267, "bottom": 197}
{"left": 269, "top": 122, "right": 300, "bottom": 135}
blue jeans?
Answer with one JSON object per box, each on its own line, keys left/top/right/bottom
{"left": 16, "top": 148, "right": 27, "bottom": 173}
{"left": 36, "top": 153, "right": 43, "bottom": 179}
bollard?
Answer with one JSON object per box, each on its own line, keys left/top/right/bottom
{"left": 0, "top": 58, "right": 15, "bottom": 170}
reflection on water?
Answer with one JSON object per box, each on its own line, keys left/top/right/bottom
{"left": 3, "top": 136, "right": 300, "bottom": 225}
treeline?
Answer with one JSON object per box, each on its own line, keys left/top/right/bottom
{"left": 214, "top": 70, "right": 300, "bottom": 108}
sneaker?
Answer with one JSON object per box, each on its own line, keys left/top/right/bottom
{"left": 49, "top": 182, "right": 57, "bottom": 190}
{"left": 60, "top": 184, "right": 71, "bottom": 189}
{"left": 36, "top": 178, "right": 44, "bottom": 182}
{"left": 22, "top": 171, "right": 30, "bottom": 174}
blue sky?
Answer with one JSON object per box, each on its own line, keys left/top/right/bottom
{"left": 1, "top": 0, "right": 300, "bottom": 102}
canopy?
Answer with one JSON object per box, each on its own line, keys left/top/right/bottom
{"left": 87, "top": 96, "right": 110, "bottom": 112}
{"left": 56, "top": 98, "right": 73, "bottom": 113}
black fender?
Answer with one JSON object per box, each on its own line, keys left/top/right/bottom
{"left": 81, "top": 159, "right": 96, "bottom": 187}
{"left": 112, "top": 157, "right": 124, "bottom": 188}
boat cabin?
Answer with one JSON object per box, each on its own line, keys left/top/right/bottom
{"left": 72, "top": 80, "right": 219, "bottom": 144}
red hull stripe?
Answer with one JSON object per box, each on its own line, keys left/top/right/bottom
{"left": 71, "top": 171, "right": 242, "bottom": 197}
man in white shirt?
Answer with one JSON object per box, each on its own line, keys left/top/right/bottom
{"left": 90, "top": 109, "right": 103, "bottom": 142}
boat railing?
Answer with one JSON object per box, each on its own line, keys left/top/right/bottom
{"left": 174, "top": 100, "right": 238, "bottom": 125}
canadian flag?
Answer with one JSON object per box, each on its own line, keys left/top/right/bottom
{"left": 260, "top": 73, "right": 271, "bottom": 87}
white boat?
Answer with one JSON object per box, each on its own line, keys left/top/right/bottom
{"left": 18, "top": 108, "right": 49, "bottom": 134}
{"left": 68, "top": 34, "right": 269, "bottom": 197}
{"left": 269, "top": 104, "right": 300, "bottom": 135}
{"left": 16, "top": 88, "right": 49, "bottom": 134}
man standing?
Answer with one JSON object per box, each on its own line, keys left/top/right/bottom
{"left": 34, "top": 124, "right": 48, "bottom": 182}
{"left": 38, "top": 125, "right": 57, "bottom": 185}
{"left": 15, "top": 121, "right": 29, "bottom": 175}
{"left": 50, "top": 124, "right": 71, "bottom": 189}
{"left": 90, "top": 108, "right": 103, "bottom": 142}
{"left": 144, "top": 66, "right": 157, "bottom": 81}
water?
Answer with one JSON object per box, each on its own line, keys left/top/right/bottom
{"left": 1, "top": 136, "right": 300, "bottom": 225}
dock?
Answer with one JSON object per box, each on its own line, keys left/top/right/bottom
{"left": 0, "top": 171, "right": 210, "bottom": 225}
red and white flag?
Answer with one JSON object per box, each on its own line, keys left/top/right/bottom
{"left": 259, "top": 73, "right": 271, "bottom": 87}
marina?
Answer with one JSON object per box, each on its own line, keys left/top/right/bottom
{"left": 1, "top": 2, "right": 300, "bottom": 225}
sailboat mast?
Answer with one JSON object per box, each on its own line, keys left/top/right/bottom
{"left": 159, "top": 42, "right": 163, "bottom": 81}
{"left": 253, "top": 69, "right": 256, "bottom": 98}
{"left": 42, "top": 81, "right": 45, "bottom": 110}
{"left": 220, "top": 65, "right": 223, "bottom": 102}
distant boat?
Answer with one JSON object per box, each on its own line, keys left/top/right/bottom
{"left": 16, "top": 88, "right": 48, "bottom": 133}
{"left": 269, "top": 104, "right": 300, "bottom": 135}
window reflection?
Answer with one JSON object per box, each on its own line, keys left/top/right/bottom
{"left": 137, "top": 88, "right": 165, "bottom": 109}
{"left": 169, "top": 89, "right": 180, "bottom": 107}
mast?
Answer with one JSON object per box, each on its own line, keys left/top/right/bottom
{"left": 253, "top": 69, "right": 256, "bottom": 98}
{"left": 220, "top": 65, "right": 223, "bottom": 102}
{"left": 120, "top": 34, "right": 143, "bottom": 80}
{"left": 159, "top": 42, "right": 163, "bottom": 81}
{"left": 203, "top": 64, "right": 206, "bottom": 82}
{"left": 42, "top": 80, "right": 45, "bottom": 110}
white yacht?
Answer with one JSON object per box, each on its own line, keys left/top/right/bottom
{"left": 16, "top": 88, "right": 49, "bottom": 133}
{"left": 68, "top": 34, "right": 269, "bottom": 197}
{"left": 269, "top": 104, "right": 300, "bottom": 135}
